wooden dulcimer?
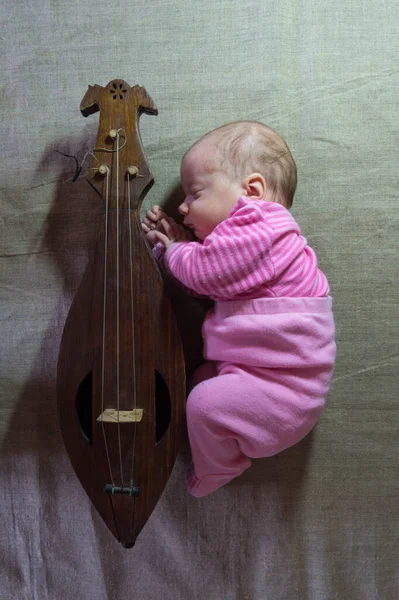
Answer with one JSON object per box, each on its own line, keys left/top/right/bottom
{"left": 57, "top": 80, "right": 186, "bottom": 548}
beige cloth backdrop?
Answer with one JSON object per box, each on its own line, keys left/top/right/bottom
{"left": 1, "top": 1, "right": 398, "bottom": 599}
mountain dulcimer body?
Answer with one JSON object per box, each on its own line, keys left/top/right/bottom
{"left": 57, "top": 80, "right": 186, "bottom": 547}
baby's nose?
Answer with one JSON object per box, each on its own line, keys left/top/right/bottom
{"left": 178, "top": 199, "right": 189, "bottom": 215}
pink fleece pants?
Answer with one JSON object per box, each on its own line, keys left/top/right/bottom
{"left": 185, "top": 297, "right": 336, "bottom": 498}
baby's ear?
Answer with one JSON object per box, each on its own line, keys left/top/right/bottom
{"left": 242, "top": 173, "right": 267, "bottom": 200}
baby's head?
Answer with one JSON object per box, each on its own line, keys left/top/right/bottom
{"left": 179, "top": 121, "right": 297, "bottom": 240}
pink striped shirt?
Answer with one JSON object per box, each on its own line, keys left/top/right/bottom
{"left": 154, "top": 196, "right": 329, "bottom": 301}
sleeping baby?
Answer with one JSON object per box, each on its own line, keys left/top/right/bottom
{"left": 142, "top": 121, "right": 336, "bottom": 498}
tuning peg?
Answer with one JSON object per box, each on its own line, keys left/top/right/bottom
{"left": 97, "top": 164, "right": 108, "bottom": 175}
{"left": 127, "top": 166, "right": 139, "bottom": 177}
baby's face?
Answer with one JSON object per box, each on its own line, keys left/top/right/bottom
{"left": 179, "top": 142, "right": 243, "bottom": 240}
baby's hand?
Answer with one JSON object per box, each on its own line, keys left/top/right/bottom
{"left": 141, "top": 205, "right": 170, "bottom": 245}
{"left": 142, "top": 205, "right": 194, "bottom": 248}
{"left": 153, "top": 218, "right": 194, "bottom": 249}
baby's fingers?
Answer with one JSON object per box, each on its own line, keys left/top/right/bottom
{"left": 141, "top": 223, "right": 159, "bottom": 244}
{"left": 161, "top": 218, "right": 178, "bottom": 238}
{"left": 143, "top": 206, "right": 170, "bottom": 232}
{"left": 149, "top": 205, "right": 167, "bottom": 222}
{"left": 143, "top": 208, "right": 158, "bottom": 229}
{"left": 153, "top": 230, "right": 170, "bottom": 247}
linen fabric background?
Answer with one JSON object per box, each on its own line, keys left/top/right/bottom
{"left": 1, "top": 1, "right": 398, "bottom": 598}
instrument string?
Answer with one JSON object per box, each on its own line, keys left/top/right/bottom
{"left": 101, "top": 166, "right": 115, "bottom": 485}
{"left": 127, "top": 174, "right": 138, "bottom": 485}
{"left": 56, "top": 138, "right": 127, "bottom": 183}
{"left": 89, "top": 128, "right": 138, "bottom": 496}
{"left": 116, "top": 131, "right": 124, "bottom": 485}
{"left": 80, "top": 137, "right": 127, "bottom": 175}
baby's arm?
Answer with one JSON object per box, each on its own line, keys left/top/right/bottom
{"left": 142, "top": 206, "right": 207, "bottom": 299}
{"left": 164, "top": 203, "right": 276, "bottom": 298}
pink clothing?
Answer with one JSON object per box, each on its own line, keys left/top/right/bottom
{"left": 186, "top": 297, "right": 336, "bottom": 498}
{"left": 152, "top": 197, "right": 335, "bottom": 497}
{"left": 203, "top": 296, "right": 335, "bottom": 370}
{"left": 160, "top": 196, "right": 329, "bottom": 300}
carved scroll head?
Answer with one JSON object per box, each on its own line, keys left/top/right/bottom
{"left": 80, "top": 80, "right": 158, "bottom": 117}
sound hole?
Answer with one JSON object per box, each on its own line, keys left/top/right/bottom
{"left": 110, "top": 82, "right": 127, "bottom": 100}
{"left": 76, "top": 371, "right": 93, "bottom": 444}
{"left": 154, "top": 370, "right": 171, "bottom": 445}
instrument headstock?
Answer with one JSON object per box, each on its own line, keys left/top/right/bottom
{"left": 80, "top": 80, "right": 158, "bottom": 209}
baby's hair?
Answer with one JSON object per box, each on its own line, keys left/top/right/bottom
{"left": 187, "top": 121, "right": 297, "bottom": 208}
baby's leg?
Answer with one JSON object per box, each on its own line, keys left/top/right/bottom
{"left": 187, "top": 361, "right": 218, "bottom": 392}
{"left": 185, "top": 366, "right": 256, "bottom": 498}
{"left": 186, "top": 364, "right": 322, "bottom": 497}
